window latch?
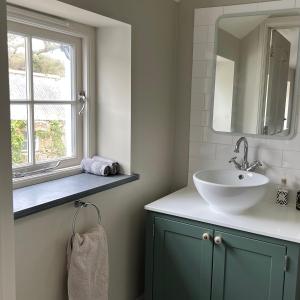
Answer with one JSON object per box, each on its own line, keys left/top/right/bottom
{"left": 78, "top": 91, "right": 87, "bottom": 115}
{"left": 13, "top": 161, "right": 61, "bottom": 179}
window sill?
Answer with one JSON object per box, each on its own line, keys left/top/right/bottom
{"left": 13, "top": 173, "right": 139, "bottom": 219}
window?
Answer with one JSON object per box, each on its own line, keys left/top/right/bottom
{"left": 7, "top": 15, "right": 87, "bottom": 184}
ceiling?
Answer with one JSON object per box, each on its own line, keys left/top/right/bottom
{"left": 7, "top": 0, "right": 126, "bottom": 27}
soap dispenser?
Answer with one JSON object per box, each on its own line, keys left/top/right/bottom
{"left": 276, "top": 178, "right": 289, "bottom": 206}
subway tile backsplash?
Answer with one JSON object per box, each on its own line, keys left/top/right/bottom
{"left": 188, "top": 2, "right": 300, "bottom": 191}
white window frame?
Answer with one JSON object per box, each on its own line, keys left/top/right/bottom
{"left": 8, "top": 6, "right": 96, "bottom": 189}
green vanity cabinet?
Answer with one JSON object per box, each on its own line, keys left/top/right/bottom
{"left": 211, "top": 231, "right": 286, "bottom": 300}
{"left": 152, "top": 217, "right": 214, "bottom": 300}
{"left": 145, "top": 213, "right": 300, "bottom": 300}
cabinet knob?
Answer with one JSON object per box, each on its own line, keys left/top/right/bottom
{"left": 214, "top": 236, "right": 223, "bottom": 245}
{"left": 202, "top": 232, "right": 211, "bottom": 241}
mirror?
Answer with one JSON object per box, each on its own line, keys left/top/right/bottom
{"left": 212, "top": 14, "right": 300, "bottom": 137}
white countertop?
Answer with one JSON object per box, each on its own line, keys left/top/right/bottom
{"left": 145, "top": 187, "right": 300, "bottom": 244}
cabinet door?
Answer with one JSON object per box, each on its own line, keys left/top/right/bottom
{"left": 153, "top": 217, "right": 213, "bottom": 300}
{"left": 212, "top": 231, "right": 286, "bottom": 300}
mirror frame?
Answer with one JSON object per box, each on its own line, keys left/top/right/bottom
{"left": 210, "top": 10, "right": 300, "bottom": 140}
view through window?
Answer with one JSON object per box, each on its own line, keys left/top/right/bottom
{"left": 8, "top": 28, "right": 79, "bottom": 172}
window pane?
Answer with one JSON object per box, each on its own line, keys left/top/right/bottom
{"left": 32, "top": 38, "right": 73, "bottom": 101}
{"left": 8, "top": 33, "right": 27, "bottom": 100}
{"left": 10, "top": 104, "right": 29, "bottom": 166}
{"left": 34, "top": 104, "right": 73, "bottom": 162}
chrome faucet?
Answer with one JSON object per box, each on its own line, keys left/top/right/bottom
{"left": 229, "top": 137, "right": 262, "bottom": 172}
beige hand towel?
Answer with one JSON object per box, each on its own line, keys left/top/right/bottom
{"left": 67, "top": 225, "right": 109, "bottom": 300}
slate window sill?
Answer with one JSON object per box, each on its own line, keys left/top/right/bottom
{"left": 13, "top": 173, "right": 139, "bottom": 219}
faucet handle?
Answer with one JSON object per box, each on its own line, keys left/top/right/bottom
{"left": 247, "top": 160, "right": 262, "bottom": 172}
{"left": 229, "top": 156, "right": 237, "bottom": 163}
{"left": 229, "top": 157, "right": 242, "bottom": 170}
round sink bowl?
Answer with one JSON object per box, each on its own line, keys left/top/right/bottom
{"left": 193, "top": 169, "right": 270, "bottom": 214}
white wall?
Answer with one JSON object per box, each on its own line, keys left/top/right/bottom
{"left": 189, "top": 1, "right": 300, "bottom": 203}
{"left": 96, "top": 26, "right": 132, "bottom": 174}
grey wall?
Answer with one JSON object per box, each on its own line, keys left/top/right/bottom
{"left": 10, "top": 0, "right": 277, "bottom": 299}
{"left": 14, "top": 1, "right": 178, "bottom": 300}
{"left": 0, "top": 1, "right": 16, "bottom": 299}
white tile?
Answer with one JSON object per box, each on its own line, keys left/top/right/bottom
{"left": 264, "top": 138, "right": 285, "bottom": 151}
{"left": 232, "top": 135, "right": 268, "bottom": 149}
{"left": 190, "top": 126, "right": 204, "bottom": 142}
{"left": 257, "top": 148, "right": 283, "bottom": 168}
{"left": 192, "top": 61, "right": 207, "bottom": 78}
{"left": 191, "top": 78, "right": 213, "bottom": 98}
{"left": 247, "top": 147, "right": 257, "bottom": 162}
{"left": 263, "top": 167, "right": 285, "bottom": 185}
{"left": 204, "top": 78, "right": 213, "bottom": 94}
{"left": 191, "top": 78, "right": 205, "bottom": 105}
{"left": 194, "top": 7, "right": 224, "bottom": 26}
{"left": 189, "top": 142, "right": 216, "bottom": 159}
{"left": 190, "top": 109, "right": 209, "bottom": 126}
{"left": 193, "top": 43, "right": 205, "bottom": 61}
{"left": 223, "top": 3, "right": 259, "bottom": 14}
{"left": 190, "top": 108, "right": 202, "bottom": 126}
{"left": 194, "top": 158, "right": 232, "bottom": 171}
{"left": 204, "top": 94, "right": 212, "bottom": 110}
{"left": 193, "top": 43, "right": 215, "bottom": 61}
{"left": 203, "top": 127, "right": 233, "bottom": 144}
{"left": 189, "top": 157, "right": 203, "bottom": 173}
{"left": 217, "top": 144, "right": 256, "bottom": 163}
{"left": 193, "top": 26, "right": 209, "bottom": 43}
{"left": 215, "top": 144, "right": 234, "bottom": 161}
{"left": 258, "top": 0, "right": 295, "bottom": 11}
{"left": 191, "top": 93, "right": 205, "bottom": 110}
{"left": 208, "top": 25, "right": 216, "bottom": 43}
{"left": 283, "top": 151, "right": 300, "bottom": 169}
{"left": 191, "top": 78, "right": 204, "bottom": 95}
{"left": 206, "top": 43, "right": 215, "bottom": 60}
{"left": 189, "top": 2, "right": 300, "bottom": 187}
{"left": 206, "top": 60, "right": 214, "bottom": 78}
{"left": 187, "top": 171, "right": 194, "bottom": 187}
{"left": 189, "top": 156, "right": 230, "bottom": 173}
{"left": 279, "top": 135, "right": 300, "bottom": 151}
{"left": 264, "top": 167, "right": 300, "bottom": 190}
{"left": 286, "top": 169, "right": 300, "bottom": 190}
{"left": 200, "top": 111, "right": 209, "bottom": 126}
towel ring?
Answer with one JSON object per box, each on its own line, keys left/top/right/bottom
{"left": 72, "top": 200, "right": 102, "bottom": 236}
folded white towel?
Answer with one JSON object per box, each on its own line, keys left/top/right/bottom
{"left": 92, "top": 156, "right": 120, "bottom": 175}
{"left": 81, "top": 158, "right": 111, "bottom": 176}
{"left": 67, "top": 225, "right": 109, "bottom": 300}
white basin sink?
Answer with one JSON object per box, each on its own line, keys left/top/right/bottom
{"left": 193, "top": 169, "right": 270, "bottom": 214}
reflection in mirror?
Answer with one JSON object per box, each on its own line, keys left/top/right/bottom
{"left": 212, "top": 14, "right": 300, "bottom": 137}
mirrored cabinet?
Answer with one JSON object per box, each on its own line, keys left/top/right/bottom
{"left": 212, "top": 14, "right": 300, "bottom": 137}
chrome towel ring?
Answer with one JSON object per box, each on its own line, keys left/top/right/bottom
{"left": 72, "top": 200, "right": 102, "bottom": 236}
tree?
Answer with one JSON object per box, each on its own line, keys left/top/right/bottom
{"left": 8, "top": 34, "right": 66, "bottom": 76}
{"left": 11, "top": 120, "right": 66, "bottom": 166}
{"left": 9, "top": 34, "right": 68, "bottom": 166}
{"left": 35, "top": 120, "right": 66, "bottom": 160}
{"left": 11, "top": 120, "right": 27, "bottom": 165}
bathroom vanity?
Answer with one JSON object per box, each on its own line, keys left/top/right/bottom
{"left": 144, "top": 5, "right": 300, "bottom": 300}
{"left": 144, "top": 188, "right": 300, "bottom": 300}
